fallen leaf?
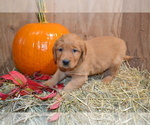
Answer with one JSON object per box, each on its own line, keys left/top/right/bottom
{"left": 45, "top": 88, "right": 54, "bottom": 93}
{"left": 49, "top": 102, "right": 60, "bottom": 110}
{"left": 9, "top": 71, "right": 27, "bottom": 87}
{"left": 20, "top": 90, "right": 30, "bottom": 96}
{"left": 0, "top": 71, "right": 62, "bottom": 101}
{"left": 34, "top": 89, "right": 43, "bottom": 94}
{"left": 0, "top": 87, "right": 20, "bottom": 100}
{"left": 48, "top": 113, "right": 60, "bottom": 122}
{"left": 1, "top": 71, "right": 27, "bottom": 87}
{"left": 35, "top": 75, "right": 51, "bottom": 80}
{"left": 33, "top": 72, "right": 51, "bottom": 80}
{"left": 1, "top": 74, "right": 19, "bottom": 86}
{"left": 56, "top": 84, "right": 64, "bottom": 90}
{"left": 34, "top": 92, "right": 57, "bottom": 100}
{"left": 0, "top": 92, "right": 9, "bottom": 100}
{"left": 8, "top": 87, "right": 20, "bottom": 96}
{"left": 27, "top": 78, "right": 47, "bottom": 90}
{"left": 20, "top": 87, "right": 34, "bottom": 96}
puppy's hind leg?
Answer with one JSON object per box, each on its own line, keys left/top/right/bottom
{"left": 102, "top": 63, "right": 121, "bottom": 83}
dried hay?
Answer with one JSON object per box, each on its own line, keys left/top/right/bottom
{"left": 0, "top": 63, "right": 150, "bottom": 125}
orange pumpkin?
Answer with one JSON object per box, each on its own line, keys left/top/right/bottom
{"left": 12, "top": 23, "right": 69, "bottom": 75}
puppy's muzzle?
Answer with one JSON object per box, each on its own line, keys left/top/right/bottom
{"left": 62, "top": 59, "right": 70, "bottom": 66}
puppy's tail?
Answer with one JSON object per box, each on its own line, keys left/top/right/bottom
{"left": 123, "top": 55, "right": 133, "bottom": 61}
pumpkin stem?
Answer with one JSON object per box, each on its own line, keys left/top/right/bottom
{"left": 36, "top": 0, "right": 48, "bottom": 23}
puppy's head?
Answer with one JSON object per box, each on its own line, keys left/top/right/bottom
{"left": 53, "top": 33, "right": 87, "bottom": 71}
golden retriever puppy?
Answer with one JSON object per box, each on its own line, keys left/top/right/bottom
{"left": 43, "top": 33, "right": 131, "bottom": 91}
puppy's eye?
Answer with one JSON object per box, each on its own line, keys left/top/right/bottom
{"left": 72, "top": 49, "right": 78, "bottom": 53}
{"left": 58, "top": 48, "right": 63, "bottom": 52}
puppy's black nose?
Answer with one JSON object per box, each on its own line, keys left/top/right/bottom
{"left": 62, "top": 59, "right": 70, "bottom": 66}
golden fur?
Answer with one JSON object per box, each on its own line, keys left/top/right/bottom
{"left": 43, "top": 33, "right": 131, "bottom": 91}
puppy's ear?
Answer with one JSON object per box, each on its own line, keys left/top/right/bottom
{"left": 80, "top": 41, "right": 87, "bottom": 62}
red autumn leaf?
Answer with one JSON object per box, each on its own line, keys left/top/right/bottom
{"left": 20, "top": 87, "right": 34, "bottom": 96}
{"left": 45, "top": 88, "right": 54, "bottom": 93}
{"left": 1, "top": 71, "right": 27, "bottom": 87}
{"left": 0, "top": 87, "right": 20, "bottom": 100}
{"left": 33, "top": 72, "right": 51, "bottom": 80}
{"left": 1, "top": 74, "right": 12, "bottom": 79}
{"left": 0, "top": 71, "right": 63, "bottom": 101}
{"left": 44, "top": 84, "right": 64, "bottom": 93}
{"left": 56, "top": 84, "right": 64, "bottom": 90}
{"left": 49, "top": 102, "right": 60, "bottom": 110}
{"left": 34, "top": 92, "right": 57, "bottom": 100}
{"left": 1, "top": 74, "right": 19, "bottom": 86}
{"left": 27, "top": 78, "right": 47, "bottom": 90}
{"left": 8, "top": 87, "right": 20, "bottom": 96}
{"left": 0, "top": 92, "right": 9, "bottom": 100}
{"left": 35, "top": 75, "right": 51, "bottom": 80}
{"left": 48, "top": 113, "right": 60, "bottom": 122}
{"left": 34, "top": 89, "right": 43, "bottom": 94}
{"left": 49, "top": 84, "right": 64, "bottom": 93}
{"left": 9, "top": 71, "right": 27, "bottom": 87}
{"left": 20, "top": 90, "right": 30, "bottom": 96}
